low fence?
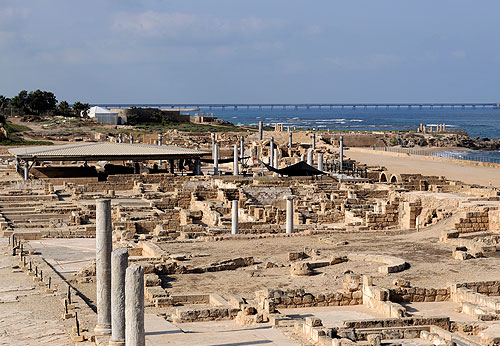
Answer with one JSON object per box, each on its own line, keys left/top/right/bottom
{"left": 375, "top": 147, "right": 500, "bottom": 164}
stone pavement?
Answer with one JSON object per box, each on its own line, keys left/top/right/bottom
{"left": 0, "top": 311, "right": 71, "bottom": 346}
{"left": 0, "top": 241, "right": 75, "bottom": 346}
{"left": 144, "top": 314, "right": 297, "bottom": 346}
{"left": 28, "top": 238, "right": 96, "bottom": 274}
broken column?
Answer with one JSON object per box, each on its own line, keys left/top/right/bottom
{"left": 312, "top": 133, "right": 316, "bottom": 150}
{"left": 300, "top": 154, "right": 305, "bottom": 162}
{"left": 232, "top": 200, "right": 239, "bottom": 235}
{"left": 233, "top": 144, "right": 239, "bottom": 176}
{"left": 318, "top": 153, "right": 324, "bottom": 171}
{"left": 307, "top": 148, "right": 313, "bottom": 166}
{"left": 339, "top": 136, "right": 344, "bottom": 172}
{"left": 125, "top": 264, "right": 145, "bottom": 346}
{"left": 118, "top": 133, "right": 122, "bottom": 143}
{"left": 110, "top": 248, "right": 128, "bottom": 346}
{"left": 286, "top": 195, "right": 294, "bottom": 234}
{"left": 213, "top": 144, "right": 219, "bottom": 176}
{"left": 258, "top": 121, "right": 263, "bottom": 140}
{"left": 95, "top": 199, "right": 112, "bottom": 335}
{"left": 288, "top": 132, "right": 293, "bottom": 149}
{"left": 130, "top": 135, "right": 134, "bottom": 144}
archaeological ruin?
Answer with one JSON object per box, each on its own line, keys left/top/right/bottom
{"left": 1, "top": 126, "right": 500, "bottom": 345}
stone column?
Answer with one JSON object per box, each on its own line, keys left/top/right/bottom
{"left": 24, "top": 161, "right": 29, "bottom": 181}
{"left": 211, "top": 133, "right": 215, "bottom": 158}
{"left": 318, "top": 153, "right": 324, "bottom": 171}
{"left": 233, "top": 144, "right": 239, "bottom": 176}
{"left": 95, "top": 199, "right": 112, "bottom": 335}
{"left": 269, "top": 137, "right": 274, "bottom": 167}
{"left": 213, "top": 144, "right": 219, "bottom": 176}
{"left": 231, "top": 200, "right": 239, "bottom": 235}
{"left": 273, "top": 148, "right": 279, "bottom": 169}
{"left": 240, "top": 136, "right": 244, "bottom": 165}
{"left": 312, "top": 133, "right": 316, "bottom": 150}
{"left": 258, "top": 121, "right": 263, "bottom": 140}
{"left": 194, "top": 159, "right": 201, "bottom": 175}
{"left": 125, "top": 264, "right": 145, "bottom": 346}
{"left": 300, "top": 154, "right": 305, "bottom": 162}
{"left": 130, "top": 136, "right": 134, "bottom": 144}
{"left": 110, "top": 248, "right": 128, "bottom": 346}
{"left": 286, "top": 196, "right": 294, "bottom": 234}
{"left": 339, "top": 136, "right": 344, "bottom": 172}
{"left": 158, "top": 134, "right": 163, "bottom": 166}
{"left": 118, "top": 133, "right": 122, "bottom": 143}
{"left": 288, "top": 132, "right": 293, "bottom": 149}
{"left": 307, "top": 148, "right": 313, "bottom": 166}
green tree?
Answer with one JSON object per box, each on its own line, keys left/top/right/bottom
{"left": 72, "top": 101, "right": 90, "bottom": 117}
{"left": 27, "top": 89, "right": 57, "bottom": 115}
{"left": 0, "top": 95, "right": 8, "bottom": 109}
{"left": 56, "top": 101, "right": 73, "bottom": 116}
{"left": 9, "top": 90, "right": 29, "bottom": 113}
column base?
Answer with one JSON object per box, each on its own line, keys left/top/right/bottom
{"left": 94, "top": 324, "right": 112, "bottom": 335}
{"left": 108, "top": 340, "right": 125, "bottom": 346}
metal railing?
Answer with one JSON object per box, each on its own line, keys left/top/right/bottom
{"left": 375, "top": 147, "right": 500, "bottom": 164}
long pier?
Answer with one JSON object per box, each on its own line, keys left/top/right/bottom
{"left": 96, "top": 103, "right": 500, "bottom": 110}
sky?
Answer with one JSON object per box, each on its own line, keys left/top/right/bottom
{"left": 1, "top": 0, "right": 499, "bottom": 104}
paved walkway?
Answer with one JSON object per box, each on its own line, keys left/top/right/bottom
{"left": 0, "top": 244, "right": 73, "bottom": 346}
{"left": 29, "top": 238, "right": 95, "bottom": 274}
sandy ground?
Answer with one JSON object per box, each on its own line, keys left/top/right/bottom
{"left": 155, "top": 224, "right": 500, "bottom": 300}
{"left": 46, "top": 212, "right": 500, "bottom": 304}
{"left": 345, "top": 148, "right": 500, "bottom": 188}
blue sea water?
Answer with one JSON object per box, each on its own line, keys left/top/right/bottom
{"left": 187, "top": 106, "right": 500, "bottom": 163}
{"left": 192, "top": 107, "right": 500, "bottom": 139}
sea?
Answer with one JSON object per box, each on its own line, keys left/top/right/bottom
{"left": 188, "top": 106, "right": 500, "bottom": 163}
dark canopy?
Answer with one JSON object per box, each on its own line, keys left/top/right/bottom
{"left": 262, "top": 160, "right": 326, "bottom": 176}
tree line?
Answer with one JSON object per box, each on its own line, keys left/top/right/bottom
{"left": 0, "top": 90, "right": 90, "bottom": 118}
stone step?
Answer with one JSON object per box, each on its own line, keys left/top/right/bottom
{"left": 461, "top": 301, "right": 500, "bottom": 321}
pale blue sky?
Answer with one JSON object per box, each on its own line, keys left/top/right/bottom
{"left": 1, "top": 1, "right": 499, "bottom": 103}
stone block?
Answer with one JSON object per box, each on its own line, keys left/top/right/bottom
{"left": 305, "top": 317, "right": 323, "bottom": 327}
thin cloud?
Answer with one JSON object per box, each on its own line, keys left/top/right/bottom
{"left": 451, "top": 50, "right": 466, "bottom": 59}
{"left": 324, "top": 54, "right": 402, "bottom": 70}
{"left": 111, "top": 11, "right": 285, "bottom": 44}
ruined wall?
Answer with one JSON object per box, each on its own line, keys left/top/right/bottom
{"left": 455, "top": 210, "right": 490, "bottom": 233}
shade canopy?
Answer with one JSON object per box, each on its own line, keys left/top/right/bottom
{"left": 9, "top": 142, "right": 209, "bottom": 162}
{"left": 263, "top": 160, "right": 326, "bottom": 176}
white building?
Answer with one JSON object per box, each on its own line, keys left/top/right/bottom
{"left": 84, "top": 106, "right": 120, "bottom": 125}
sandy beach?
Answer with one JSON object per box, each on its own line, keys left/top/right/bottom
{"left": 346, "top": 148, "right": 500, "bottom": 188}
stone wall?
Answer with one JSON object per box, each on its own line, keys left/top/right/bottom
{"left": 390, "top": 286, "right": 450, "bottom": 303}
{"left": 454, "top": 281, "right": 500, "bottom": 297}
{"left": 257, "top": 287, "right": 362, "bottom": 310}
{"left": 455, "top": 210, "right": 490, "bottom": 233}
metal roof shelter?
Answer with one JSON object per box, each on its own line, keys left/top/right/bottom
{"left": 9, "top": 142, "right": 209, "bottom": 180}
